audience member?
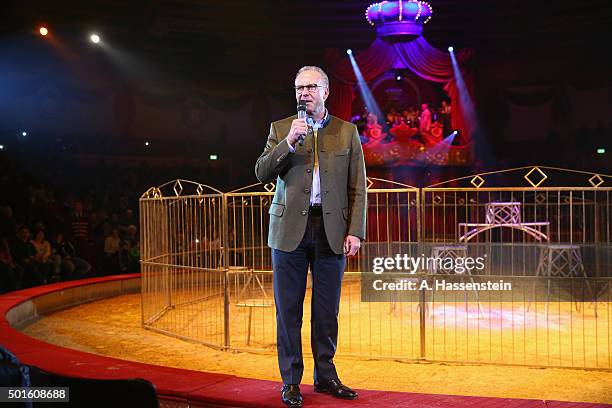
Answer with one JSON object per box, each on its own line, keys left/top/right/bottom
{"left": 103, "top": 228, "right": 121, "bottom": 274}
{"left": 31, "top": 229, "right": 57, "bottom": 282}
{"left": 52, "top": 232, "right": 92, "bottom": 280}
{"left": 11, "top": 227, "right": 45, "bottom": 287}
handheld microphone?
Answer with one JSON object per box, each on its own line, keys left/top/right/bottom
{"left": 297, "top": 101, "right": 308, "bottom": 146}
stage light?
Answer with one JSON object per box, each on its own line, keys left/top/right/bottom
{"left": 209, "top": 154, "right": 218, "bottom": 160}
{"left": 39, "top": 27, "right": 48, "bottom": 36}
{"left": 90, "top": 34, "right": 100, "bottom": 44}
{"left": 21, "top": 131, "right": 27, "bottom": 137}
{"left": 145, "top": 141, "right": 150, "bottom": 146}
{"left": 0, "top": 145, "right": 4, "bottom": 150}
{"left": 346, "top": 49, "right": 352, "bottom": 55}
{"left": 396, "top": 75, "right": 402, "bottom": 81}
{"left": 597, "top": 148, "right": 606, "bottom": 154}
{"left": 448, "top": 46, "right": 454, "bottom": 52}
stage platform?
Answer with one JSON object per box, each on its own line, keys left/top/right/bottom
{"left": 1, "top": 275, "right": 610, "bottom": 407}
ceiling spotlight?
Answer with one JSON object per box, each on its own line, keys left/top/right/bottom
{"left": 39, "top": 27, "right": 48, "bottom": 36}
{"left": 21, "top": 131, "right": 27, "bottom": 137}
{"left": 396, "top": 75, "right": 402, "bottom": 81}
{"left": 448, "top": 46, "right": 454, "bottom": 52}
{"left": 346, "top": 49, "right": 352, "bottom": 55}
{"left": 0, "top": 145, "right": 4, "bottom": 150}
{"left": 90, "top": 34, "right": 100, "bottom": 44}
{"left": 145, "top": 141, "right": 150, "bottom": 146}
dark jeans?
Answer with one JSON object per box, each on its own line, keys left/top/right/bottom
{"left": 272, "top": 211, "right": 346, "bottom": 385}
{"left": 61, "top": 257, "right": 92, "bottom": 280}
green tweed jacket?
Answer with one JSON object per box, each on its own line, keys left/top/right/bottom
{"left": 255, "top": 114, "right": 367, "bottom": 255}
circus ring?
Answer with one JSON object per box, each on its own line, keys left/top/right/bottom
{"left": 2, "top": 168, "right": 612, "bottom": 406}
{"left": 3, "top": 274, "right": 612, "bottom": 407}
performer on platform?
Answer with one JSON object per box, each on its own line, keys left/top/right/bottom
{"left": 419, "top": 103, "right": 432, "bottom": 137}
{"left": 362, "top": 111, "right": 385, "bottom": 144}
{"left": 439, "top": 100, "right": 452, "bottom": 135}
{"left": 255, "top": 66, "right": 367, "bottom": 407}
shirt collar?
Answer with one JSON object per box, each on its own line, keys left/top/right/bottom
{"left": 308, "top": 109, "right": 329, "bottom": 128}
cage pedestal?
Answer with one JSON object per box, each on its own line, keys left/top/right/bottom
{"left": 459, "top": 202, "right": 550, "bottom": 242}
{"left": 533, "top": 244, "right": 596, "bottom": 316}
{"left": 428, "top": 245, "right": 484, "bottom": 317}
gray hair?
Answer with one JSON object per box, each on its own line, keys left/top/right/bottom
{"left": 295, "top": 66, "right": 329, "bottom": 88}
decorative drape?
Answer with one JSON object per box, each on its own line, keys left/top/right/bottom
{"left": 325, "top": 38, "right": 398, "bottom": 121}
{"left": 325, "top": 37, "right": 474, "bottom": 143}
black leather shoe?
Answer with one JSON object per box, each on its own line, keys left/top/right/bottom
{"left": 281, "top": 384, "right": 303, "bottom": 407}
{"left": 314, "top": 378, "right": 358, "bottom": 400}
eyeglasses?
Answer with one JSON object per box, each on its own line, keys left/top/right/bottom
{"left": 294, "top": 84, "right": 323, "bottom": 93}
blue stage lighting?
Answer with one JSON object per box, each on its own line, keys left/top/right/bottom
{"left": 448, "top": 46, "right": 454, "bottom": 52}
{"left": 346, "top": 49, "right": 353, "bottom": 55}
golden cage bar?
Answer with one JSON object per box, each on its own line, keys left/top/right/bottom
{"left": 140, "top": 167, "right": 612, "bottom": 370}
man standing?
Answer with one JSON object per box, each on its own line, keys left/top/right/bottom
{"left": 419, "top": 103, "right": 432, "bottom": 137}
{"left": 255, "top": 66, "right": 366, "bottom": 407}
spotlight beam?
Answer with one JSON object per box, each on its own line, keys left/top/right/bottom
{"left": 449, "top": 50, "right": 475, "bottom": 140}
{"left": 449, "top": 46, "right": 493, "bottom": 164}
{"left": 347, "top": 51, "right": 386, "bottom": 136}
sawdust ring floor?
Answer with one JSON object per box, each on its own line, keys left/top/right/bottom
{"left": 21, "top": 293, "right": 612, "bottom": 404}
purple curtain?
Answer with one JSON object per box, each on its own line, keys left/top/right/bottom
{"left": 326, "top": 37, "right": 474, "bottom": 143}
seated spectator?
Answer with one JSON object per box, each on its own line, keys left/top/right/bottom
{"left": 31, "top": 229, "right": 58, "bottom": 282}
{"left": 386, "top": 107, "right": 400, "bottom": 127}
{"left": 126, "top": 224, "right": 139, "bottom": 246}
{"left": 103, "top": 228, "right": 121, "bottom": 274}
{"left": 119, "top": 209, "right": 137, "bottom": 237}
{"left": 11, "top": 227, "right": 45, "bottom": 287}
{"left": 52, "top": 232, "right": 92, "bottom": 280}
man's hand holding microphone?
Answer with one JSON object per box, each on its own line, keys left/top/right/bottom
{"left": 287, "top": 118, "right": 308, "bottom": 149}
{"left": 287, "top": 101, "right": 309, "bottom": 149}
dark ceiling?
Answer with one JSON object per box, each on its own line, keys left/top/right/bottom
{"left": 3, "top": 0, "right": 612, "bottom": 77}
